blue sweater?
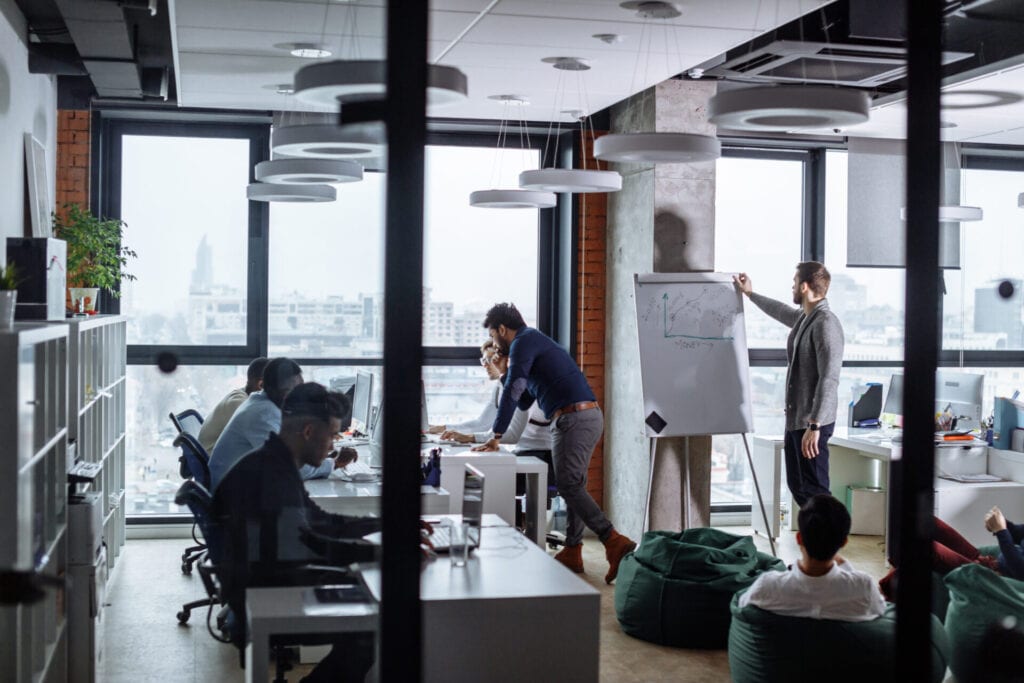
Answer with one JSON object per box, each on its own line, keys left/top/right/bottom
{"left": 995, "top": 520, "right": 1024, "bottom": 580}
{"left": 492, "top": 327, "right": 595, "bottom": 435}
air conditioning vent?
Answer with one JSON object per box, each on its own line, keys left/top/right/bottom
{"left": 705, "top": 40, "right": 971, "bottom": 88}
{"left": 729, "top": 53, "right": 785, "bottom": 74}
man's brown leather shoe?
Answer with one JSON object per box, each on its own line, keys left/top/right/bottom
{"left": 603, "top": 530, "right": 637, "bottom": 584}
{"left": 554, "top": 544, "right": 584, "bottom": 573}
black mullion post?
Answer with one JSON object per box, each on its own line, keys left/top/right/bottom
{"left": 895, "top": 1, "right": 942, "bottom": 679}
{"left": 248, "top": 128, "right": 271, "bottom": 359}
{"left": 380, "top": 2, "right": 427, "bottom": 681}
{"left": 803, "top": 148, "right": 826, "bottom": 262}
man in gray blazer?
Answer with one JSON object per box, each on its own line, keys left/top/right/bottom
{"left": 734, "top": 262, "right": 844, "bottom": 507}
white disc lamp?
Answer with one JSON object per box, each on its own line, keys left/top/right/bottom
{"left": 469, "top": 189, "right": 557, "bottom": 209}
{"left": 899, "top": 205, "right": 984, "bottom": 222}
{"left": 246, "top": 183, "right": 336, "bottom": 202}
{"left": 255, "top": 158, "right": 363, "bottom": 185}
{"left": 708, "top": 86, "right": 871, "bottom": 131}
{"left": 594, "top": 132, "right": 721, "bottom": 163}
{"left": 271, "top": 122, "right": 385, "bottom": 159}
{"left": 519, "top": 168, "right": 622, "bottom": 193}
{"left": 294, "top": 60, "right": 468, "bottom": 107}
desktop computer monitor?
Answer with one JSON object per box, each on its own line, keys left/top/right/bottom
{"left": 351, "top": 372, "right": 374, "bottom": 433}
{"left": 881, "top": 373, "right": 904, "bottom": 428}
{"left": 367, "top": 379, "right": 430, "bottom": 446}
{"left": 935, "top": 370, "right": 984, "bottom": 431}
{"left": 880, "top": 370, "right": 984, "bottom": 431}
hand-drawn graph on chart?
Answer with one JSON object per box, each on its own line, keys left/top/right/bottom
{"left": 634, "top": 273, "right": 753, "bottom": 437}
{"left": 662, "top": 287, "right": 738, "bottom": 343}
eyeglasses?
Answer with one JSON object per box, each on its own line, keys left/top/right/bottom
{"left": 479, "top": 353, "right": 503, "bottom": 366}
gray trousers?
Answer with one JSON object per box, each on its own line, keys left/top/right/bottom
{"left": 551, "top": 408, "right": 613, "bottom": 546}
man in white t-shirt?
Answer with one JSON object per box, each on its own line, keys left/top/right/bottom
{"left": 738, "top": 494, "right": 885, "bottom": 622}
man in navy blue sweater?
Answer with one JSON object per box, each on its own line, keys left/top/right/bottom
{"left": 473, "top": 303, "right": 636, "bottom": 583}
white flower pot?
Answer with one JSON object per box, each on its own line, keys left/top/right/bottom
{"left": 69, "top": 287, "right": 100, "bottom": 315}
{"left": 0, "top": 290, "right": 16, "bottom": 329}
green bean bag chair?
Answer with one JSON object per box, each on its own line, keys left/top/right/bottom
{"left": 944, "top": 563, "right": 1024, "bottom": 683}
{"left": 614, "top": 528, "right": 783, "bottom": 649}
{"left": 728, "top": 597, "right": 950, "bottom": 683}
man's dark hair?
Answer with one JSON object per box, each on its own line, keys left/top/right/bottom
{"left": 795, "top": 261, "right": 831, "bottom": 298}
{"left": 246, "top": 357, "right": 269, "bottom": 388}
{"left": 281, "top": 381, "right": 352, "bottom": 431}
{"left": 797, "top": 494, "right": 851, "bottom": 561}
{"left": 263, "top": 357, "right": 302, "bottom": 406}
{"left": 482, "top": 303, "right": 525, "bottom": 331}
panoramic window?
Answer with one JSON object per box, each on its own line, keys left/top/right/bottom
{"left": 824, "top": 150, "right": 906, "bottom": 362}
{"left": 120, "top": 135, "right": 251, "bottom": 347}
{"left": 715, "top": 154, "right": 805, "bottom": 349}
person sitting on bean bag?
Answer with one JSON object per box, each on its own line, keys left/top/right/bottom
{"left": 879, "top": 507, "right": 1018, "bottom": 602}
{"left": 739, "top": 494, "right": 885, "bottom": 621}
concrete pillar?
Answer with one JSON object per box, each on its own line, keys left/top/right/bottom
{"left": 605, "top": 79, "right": 717, "bottom": 538}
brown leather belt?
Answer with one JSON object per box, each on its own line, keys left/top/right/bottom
{"left": 552, "top": 401, "right": 599, "bottom": 420}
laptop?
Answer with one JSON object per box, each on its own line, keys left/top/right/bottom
{"left": 430, "top": 464, "right": 485, "bottom": 553}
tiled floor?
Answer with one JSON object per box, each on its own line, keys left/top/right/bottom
{"left": 100, "top": 528, "right": 889, "bottom": 682}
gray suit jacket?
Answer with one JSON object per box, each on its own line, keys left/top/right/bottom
{"left": 748, "top": 294, "right": 844, "bottom": 432}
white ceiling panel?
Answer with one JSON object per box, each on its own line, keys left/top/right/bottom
{"left": 170, "top": 0, "right": 831, "bottom": 118}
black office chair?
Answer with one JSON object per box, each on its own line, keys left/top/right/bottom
{"left": 174, "top": 480, "right": 232, "bottom": 643}
{"left": 174, "top": 433, "right": 212, "bottom": 574}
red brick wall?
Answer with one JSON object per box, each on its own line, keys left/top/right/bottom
{"left": 56, "top": 110, "right": 91, "bottom": 219}
{"left": 576, "top": 131, "right": 608, "bottom": 508}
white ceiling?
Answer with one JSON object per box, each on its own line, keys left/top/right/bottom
{"left": 168, "top": 0, "right": 1024, "bottom": 145}
{"left": 796, "top": 57, "right": 1024, "bottom": 146}
{"left": 168, "top": 0, "right": 829, "bottom": 120}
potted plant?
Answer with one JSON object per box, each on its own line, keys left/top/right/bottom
{"left": 52, "top": 204, "right": 137, "bottom": 315}
{"left": 0, "top": 262, "right": 23, "bottom": 329}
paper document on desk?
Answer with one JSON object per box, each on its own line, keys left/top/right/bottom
{"left": 938, "top": 473, "right": 1003, "bottom": 483}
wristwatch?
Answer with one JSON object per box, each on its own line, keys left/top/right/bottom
{"left": 807, "top": 423, "right": 820, "bottom": 432}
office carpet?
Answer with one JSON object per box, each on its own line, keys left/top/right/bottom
{"left": 100, "top": 529, "right": 889, "bottom": 682}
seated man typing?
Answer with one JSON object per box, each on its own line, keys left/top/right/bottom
{"left": 739, "top": 494, "right": 885, "bottom": 621}
{"left": 213, "top": 382, "right": 381, "bottom": 682}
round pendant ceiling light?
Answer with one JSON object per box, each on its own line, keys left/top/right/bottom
{"left": 708, "top": 86, "right": 871, "bottom": 131}
{"left": 594, "top": 132, "right": 721, "bottom": 163}
{"left": 255, "top": 158, "right": 363, "bottom": 185}
{"left": 519, "top": 168, "right": 622, "bottom": 193}
{"left": 294, "top": 60, "right": 468, "bottom": 107}
{"left": 246, "top": 183, "right": 336, "bottom": 203}
{"left": 469, "top": 189, "right": 558, "bottom": 209}
{"left": 271, "top": 122, "right": 385, "bottom": 159}
{"left": 900, "top": 205, "right": 984, "bottom": 222}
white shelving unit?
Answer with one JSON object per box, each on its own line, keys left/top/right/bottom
{"left": 67, "top": 316, "right": 127, "bottom": 571}
{"left": 0, "top": 323, "right": 70, "bottom": 683}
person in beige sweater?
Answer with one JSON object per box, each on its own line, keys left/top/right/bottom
{"left": 197, "top": 357, "right": 268, "bottom": 452}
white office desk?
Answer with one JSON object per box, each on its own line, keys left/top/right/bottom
{"left": 753, "top": 431, "right": 1024, "bottom": 547}
{"left": 752, "top": 428, "right": 892, "bottom": 538}
{"left": 361, "top": 514, "right": 599, "bottom": 683}
{"left": 305, "top": 478, "right": 450, "bottom": 516}
{"left": 429, "top": 445, "right": 548, "bottom": 545}
{"left": 245, "top": 586, "right": 377, "bottom": 683}
{"left": 245, "top": 515, "right": 598, "bottom": 683}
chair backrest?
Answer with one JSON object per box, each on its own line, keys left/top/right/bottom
{"left": 170, "top": 409, "right": 204, "bottom": 438}
{"left": 175, "top": 433, "right": 212, "bottom": 491}
{"left": 174, "top": 479, "right": 222, "bottom": 563}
